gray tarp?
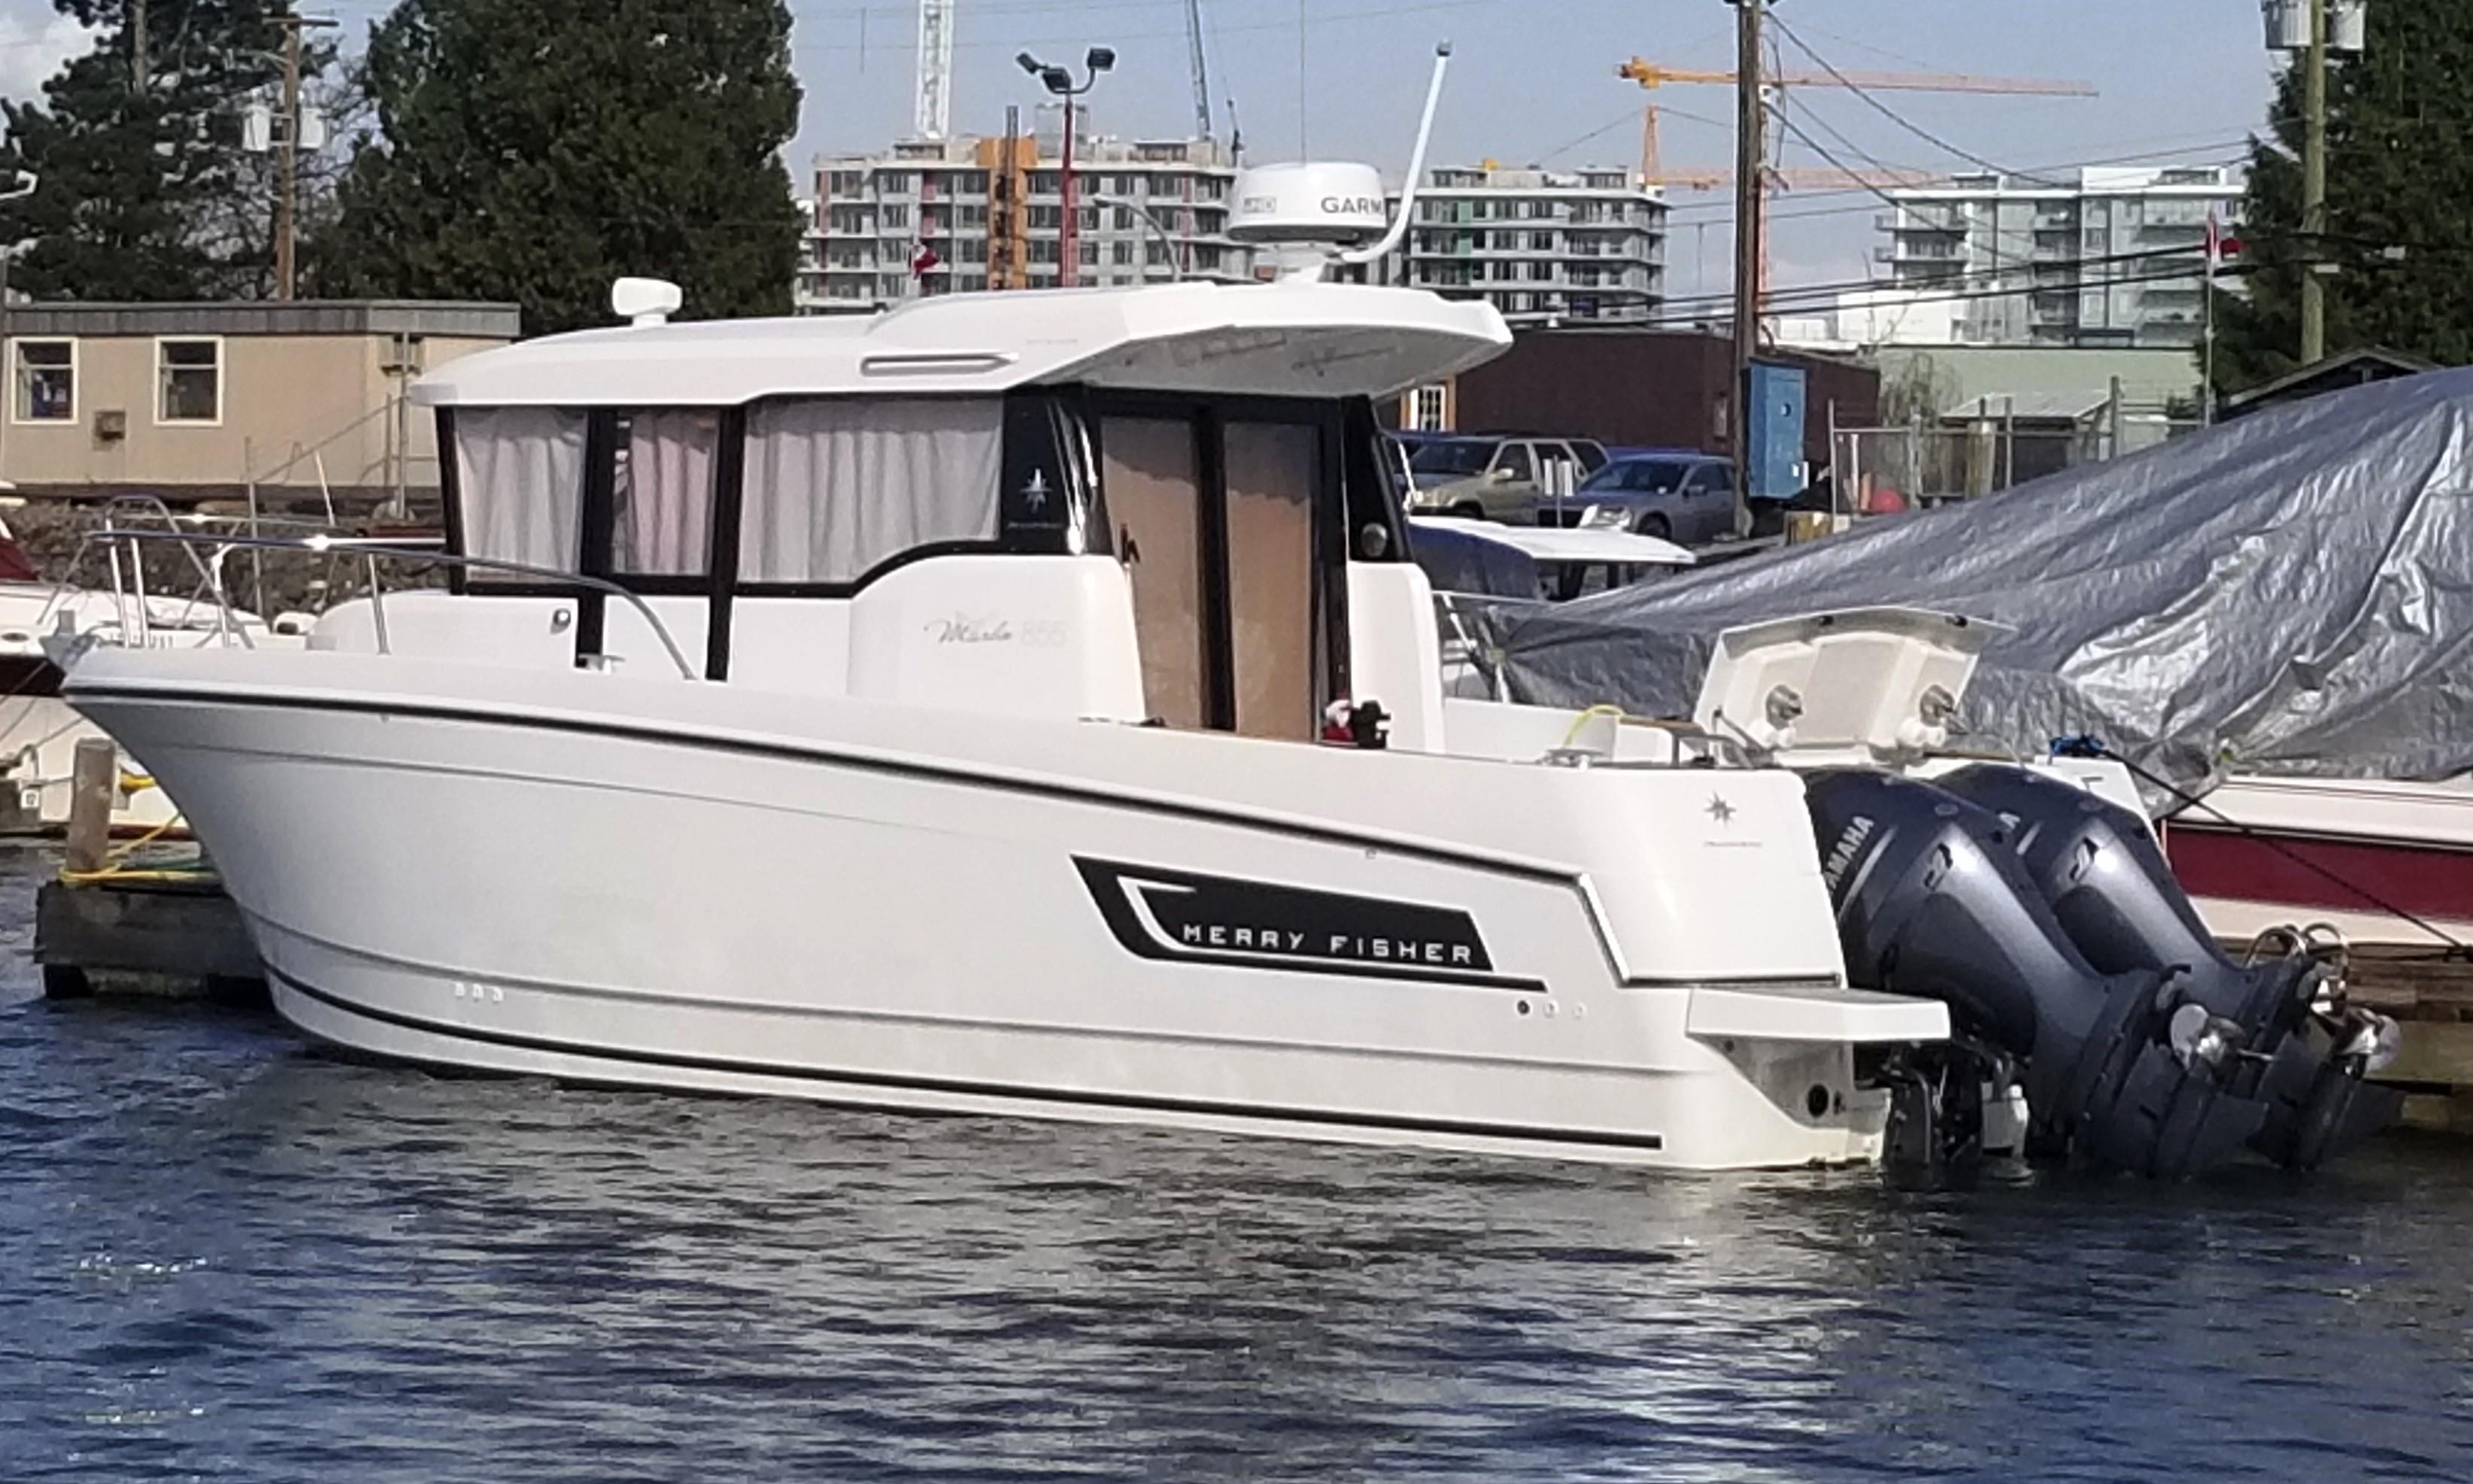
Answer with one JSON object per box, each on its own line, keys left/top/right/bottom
{"left": 1474, "top": 367, "right": 2473, "bottom": 794}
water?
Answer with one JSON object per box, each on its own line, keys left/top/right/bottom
{"left": 2, "top": 849, "right": 2471, "bottom": 1481}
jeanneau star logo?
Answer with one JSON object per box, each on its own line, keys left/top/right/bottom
{"left": 1705, "top": 794, "right": 1737, "bottom": 826}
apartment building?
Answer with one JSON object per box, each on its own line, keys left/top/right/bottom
{"left": 1380, "top": 164, "right": 1667, "bottom": 326}
{"left": 1874, "top": 165, "right": 2243, "bottom": 348}
{"left": 801, "top": 120, "right": 1243, "bottom": 313}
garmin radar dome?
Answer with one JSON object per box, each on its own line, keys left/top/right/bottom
{"left": 1229, "top": 163, "right": 1391, "bottom": 247}
{"left": 1231, "top": 41, "right": 1454, "bottom": 279}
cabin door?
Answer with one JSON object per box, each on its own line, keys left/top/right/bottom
{"left": 1096, "top": 402, "right": 1342, "bottom": 741}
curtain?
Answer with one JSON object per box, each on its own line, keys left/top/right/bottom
{"left": 616, "top": 410, "right": 719, "bottom": 575}
{"left": 740, "top": 398, "right": 1005, "bottom": 583}
{"left": 455, "top": 407, "right": 587, "bottom": 573}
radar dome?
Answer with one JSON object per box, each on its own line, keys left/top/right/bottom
{"left": 1228, "top": 162, "right": 1391, "bottom": 247}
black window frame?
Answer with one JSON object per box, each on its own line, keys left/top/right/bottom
{"left": 434, "top": 387, "right": 1389, "bottom": 703}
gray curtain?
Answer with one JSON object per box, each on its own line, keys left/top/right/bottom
{"left": 455, "top": 407, "right": 587, "bottom": 573}
{"left": 740, "top": 398, "right": 1004, "bottom": 583}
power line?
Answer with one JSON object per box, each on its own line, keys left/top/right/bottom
{"left": 1626, "top": 261, "right": 2250, "bottom": 332}
{"left": 1768, "top": 12, "right": 2059, "bottom": 186}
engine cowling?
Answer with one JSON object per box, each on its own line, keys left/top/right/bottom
{"left": 1807, "top": 769, "right": 2289, "bottom": 1177}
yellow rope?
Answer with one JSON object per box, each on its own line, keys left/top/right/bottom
{"left": 57, "top": 810, "right": 191, "bottom": 885}
{"left": 1561, "top": 704, "right": 1629, "bottom": 747}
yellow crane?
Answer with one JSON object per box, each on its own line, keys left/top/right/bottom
{"left": 1616, "top": 57, "right": 2097, "bottom": 190}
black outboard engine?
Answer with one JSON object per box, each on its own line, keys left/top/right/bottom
{"left": 1809, "top": 769, "right": 2311, "bottom": 1179}
{"left": 1934, "top": 764, "right": 2402, "bottom": 1169}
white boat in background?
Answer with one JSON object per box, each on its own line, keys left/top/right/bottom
{"left": 0, "top": 513, "right": 301, "bottom": 831}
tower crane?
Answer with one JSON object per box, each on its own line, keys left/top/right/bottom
{"left": 1616, "top": 58, "right": 2095, "bottom": 190}
{"left": 915, "top": 0, "right": 957, "bottom": 140}
{"left": 1184, "top": 0, "right": 1214, "bottom": 141}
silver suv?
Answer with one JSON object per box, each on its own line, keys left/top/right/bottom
{"left": 1402, "top": 435, "right": 1607, "bottom": 525}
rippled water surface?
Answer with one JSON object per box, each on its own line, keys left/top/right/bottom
{"left": 4, "top": 848, "right": 2472, "bottom": 1481}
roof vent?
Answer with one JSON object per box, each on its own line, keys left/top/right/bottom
{"left": 611, "top": 277, "right": 684, "bottom": 327}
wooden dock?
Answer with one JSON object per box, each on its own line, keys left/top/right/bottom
{"left": 34, "top": 735, "right": 266, "bottom": 1003}
{"left": 2338, "top": 947, "right": 2473, "bottom": 1133}
{"left": 35, "top": 874, "right": 265, "bottom": 1003}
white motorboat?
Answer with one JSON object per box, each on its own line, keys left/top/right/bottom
{"left": 54, "top": 68, "right": 2400, "bottom": 1175}
{"left": 0, "top": 511, "right": 299, "bottom": 830}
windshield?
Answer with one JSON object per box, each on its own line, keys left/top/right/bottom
{"left": 1409, "top": 439, "right": 1498, "bottom": 478}
{"left": 1584, "top": 459, "right": 1691, "bottom": 494}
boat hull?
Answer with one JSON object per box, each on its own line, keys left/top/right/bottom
{"left": 69, "top": 648, "right": 1927, "bottom": 1170}
{"left": 2165, "top": 775, "right": 2473, "bottom": 949}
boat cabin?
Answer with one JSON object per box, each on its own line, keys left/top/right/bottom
{"left": 388, "top": 282, "right": 1510, "bottom": 749}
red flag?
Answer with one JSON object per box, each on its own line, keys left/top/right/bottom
{"left": 2206, "top": 211, "right": 2244, "bottom": 268}
{"left": 911, "top": 241, "right": 942, "bottom": 278}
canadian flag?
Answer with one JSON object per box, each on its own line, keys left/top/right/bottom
{"left": 912, "top": 241, "right": 942, "bottom": 278}
{"left": 2206, "top": 211, "right": 2244, "bottom": 269}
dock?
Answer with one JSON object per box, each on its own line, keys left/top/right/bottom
{"left": 33, "top": 736, "right": 265, "bottom": 1003}
{"left": 2340, "top": 948, "right": 2473, "bottom": 1133}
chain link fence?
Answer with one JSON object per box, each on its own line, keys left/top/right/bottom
{"left": 1825, "top": 399, "right": 2198, "bottom": 516}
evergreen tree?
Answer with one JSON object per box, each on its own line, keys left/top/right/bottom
{"left": 0, "top": 2, "right": 311, "bottom": 300}
{"left": 2214, "top": 0, "right": 2473, "bottom": 393}
{"left": 321, "top": 0, "right": 803, "bottom": 334}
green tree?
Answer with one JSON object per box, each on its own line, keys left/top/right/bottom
{"left": 0, "top": 2, "right": 318, "bottom": 300}
{"left": 2214, "top": 0, "right": 2473, "bottom": 393}
{"left": 321, "top": 0, "right": 803, "bottom": 334}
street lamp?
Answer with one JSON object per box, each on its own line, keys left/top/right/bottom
{"left": 1017, "top": 46, "right": 1114, "bottom": 288}
{"left": 1092, "top": 194, "right": 1188, "bottom": 282}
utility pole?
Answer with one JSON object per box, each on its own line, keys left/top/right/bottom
{"left": 1727, "top": 0, "right": 1765, "bottom": 537}
{"left": 275, "top": 13, "right": 302, "bottom": 300}
{"left": 132, "top": 0, "right": 148, "bottom": 87}
{"left": 2300, "top": 0, "right": 2328, "bottom": 365}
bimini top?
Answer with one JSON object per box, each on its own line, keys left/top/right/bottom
{"left": 411, "top": 280, "right": 1513, "bottom": 408}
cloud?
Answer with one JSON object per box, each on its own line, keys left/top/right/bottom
{"left": 0, "top": 8, "right": 96, "bottom": 105}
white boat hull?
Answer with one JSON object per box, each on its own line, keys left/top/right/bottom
{"left": 70, "top": 647, "right": 1941, "bottom": 1170}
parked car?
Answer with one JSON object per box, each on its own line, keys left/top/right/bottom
{"left": 1402, "top": 434, "right": 1604, "bottom": 523}
{"left": 1570, "top": 453, "right": 1738, "bottom": 545}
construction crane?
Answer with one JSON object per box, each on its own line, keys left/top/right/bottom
{"left": 1616, "top": 57, "right": 2095, "bottom": 189}
{"left": 915, "top": 0, "right": 957, "bottom": 141}
{"left": 1184, "top": 0, "right": 1214, "bottom": 141}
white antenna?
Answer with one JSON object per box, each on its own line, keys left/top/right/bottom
{"left": 1338, "top": 42, "right": 1450, "bottom": 267}
{"left": 914, "top": 0, "right": 956, "bottom": 140}
{"left": 1225, "top": 42, "right": 1454, "bottom": 281}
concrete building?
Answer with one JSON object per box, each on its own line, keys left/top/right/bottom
{"left": 1381, "top": 164, "right": 1666, "bottom": 326}
{"left": 1874, "top": 165, "right": 2241, "bottom": 348}
{"left": 0, "top": 301, "right": 520, "bottom": 505}
{"left": 803, "top": 120, "right": 1243, "bottom": 313}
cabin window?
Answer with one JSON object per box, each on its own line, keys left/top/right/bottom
{"left": 613, "top": 409, "right": 720, "bottom": 575}
{"left": 454, "top": 406, "right": 587, "bottom": 575}
{"left": 739, "top": 397, "right": 1003, "bottom": 584}
{"left": 1222, "top": 421, "right": 1319, "bottom": 739}
{"left": 1100, "top": 416, "right": 1209, "bottom": 728}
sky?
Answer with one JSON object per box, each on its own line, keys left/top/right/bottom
{"left": 0, "top": 0, "right": 2280, "bottom": 301}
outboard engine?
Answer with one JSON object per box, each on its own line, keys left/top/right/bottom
{"left": 1809, "top": 769, "right": 2314, "bottom": 1178}
{"left": 1933, "top": 764, "right": 2402, "bottom": 1169}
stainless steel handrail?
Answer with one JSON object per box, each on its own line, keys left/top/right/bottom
{"left": 87, "top": 527, "right": 702, "bottom": 681}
